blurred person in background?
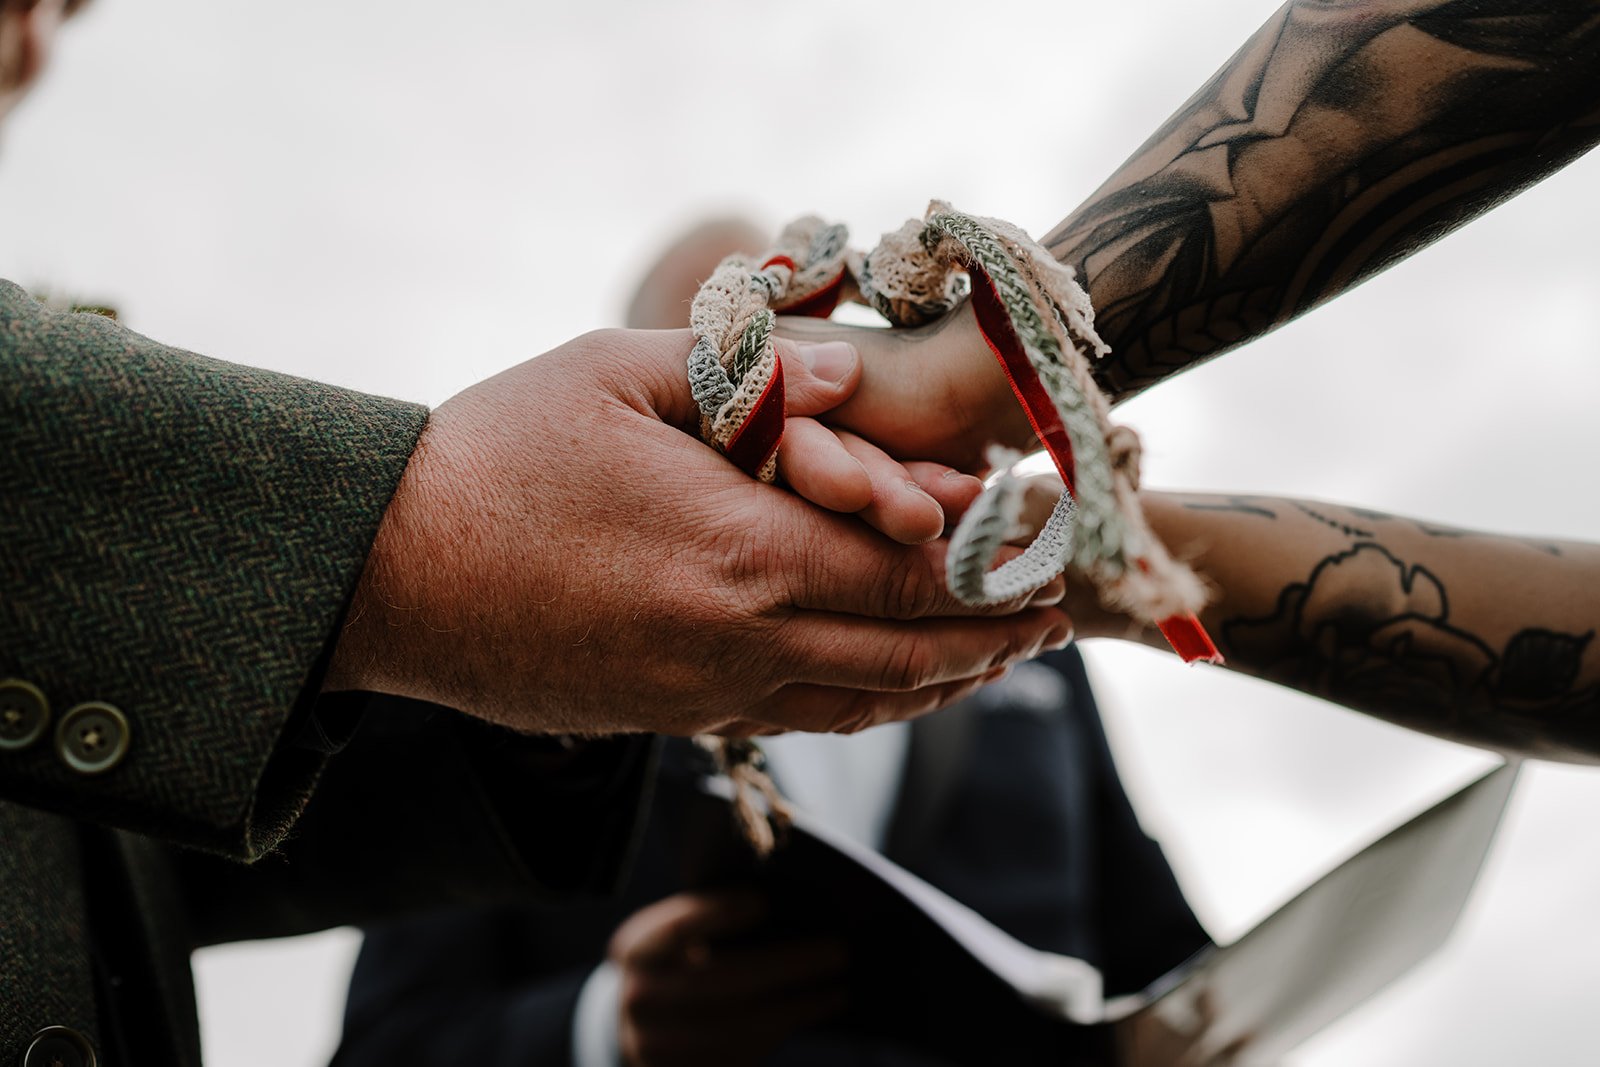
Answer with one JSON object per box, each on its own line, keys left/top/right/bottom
{"left": 0, "top": 2, "right": 1067, "bottom": 1064}
{"left": 337, "top": 651, "right": 1211, "bottom": 1067}
{"left": 8, "top": 1, "right": 1600, "bottom": 1065}
{"left": 333, "top": 226, "right": 1212, "bottom": 1067}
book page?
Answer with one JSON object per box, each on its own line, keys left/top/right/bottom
{"left": 1115, "top": 764, "right": 1518, "bottom": 1064}
{"left": 784, "top": 803, "right": 1110, "bottom": 1024}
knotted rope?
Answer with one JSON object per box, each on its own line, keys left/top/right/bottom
{"left": 697, "top": 736, "right": 792, "bottom": 857}
{"left": 689, "top": 202, "right": 1222, "bottom": 853}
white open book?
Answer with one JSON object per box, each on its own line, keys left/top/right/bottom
{"left": 684, "top": 762, "right": 1518, "bottom": 1065}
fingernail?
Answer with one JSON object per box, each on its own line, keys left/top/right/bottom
{"left": 904, "top": 481, "right": 944, "bottom": 543}
{"left": 796, "top": 341, "right": 857, "bottom": 385}
{"left": 1045, "top": 620, "right": 1075, "bottom": 649}
{"left": 1028, "top": 579, "right": 1066, "bottom": 607}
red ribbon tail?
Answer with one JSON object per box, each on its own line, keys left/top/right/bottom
{"left": 968, "top": 261, "right": 1222, "bottom": 664}
{"left": 1157, "top": 613, "right": 1223, "bottom": 665}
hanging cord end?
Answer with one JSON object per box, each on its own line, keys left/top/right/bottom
{"left": 700, "top": 737, "right": 793, "bottom": 857}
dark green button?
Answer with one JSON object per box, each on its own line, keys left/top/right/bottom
{"left": 55, "top": 702, "right": 131, "bottom": 775}
{"left": 0, "top": 679, "right": 50, "bottom": 752}
{"left": 24, "top": 1025, "right": 96, "bottom": 1067}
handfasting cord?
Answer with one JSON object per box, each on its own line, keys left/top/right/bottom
{"left": 689, "top": 202, "right": 1222, "bottom": 853}
{"left": 688, "top": 216, "right": 852, "bottom": 480}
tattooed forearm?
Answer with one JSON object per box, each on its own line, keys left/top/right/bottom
{"left": 1178, "top": 495, "right": 1569, "bottom": 553}
{"left": 1223, "top": 541, "right": 1600, "bottom": 759}
{"left": 1130, "top": 492, "right": 1600, "bottom": 760}
{"left": 1180, "top": 495, "right": 1280, "bottom": 519}
{"left": 1342, "top": 504, "right": 1567, "bottom": 554}
{"left": 1289, "top": 501, "right": 1375, "bottom": 538}
{"left": 1044, "top": 0, "right": 1600, "bottom": 401}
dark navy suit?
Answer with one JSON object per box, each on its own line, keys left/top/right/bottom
{"left": 333, "top": 648, "right": 1209, "bottom": 1066}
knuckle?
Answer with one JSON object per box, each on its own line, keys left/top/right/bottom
{"left": 888, "top": 550, "right": 941, "bottom": 620}
{"left": 713, "top": 499, "right": 795, "bottom": 604}
{"left": 988, "top": 626, "right": 1033, "bottom": 672}
{"left": 564, "top": 326, "right": 632, "bottom": 366}
{"left": 712, "top": 619, "right": 796, "bottom": 715}
{"left": 580, "top": 325, "right": 632, "bottom": 352}
{"left": 847, "top": 700, "right": 894, "bottom": 733}
{"left": 879, "top": 634, "right": 936, "bottom": 691}
{"left": 826, "top": 692, "right": 878, "bottom": 734}
{"left": 672, "top": 578, "right": 745, "bottom": 632}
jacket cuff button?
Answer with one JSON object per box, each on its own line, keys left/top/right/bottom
{"left": 24, "top": 1026, "right": 97, "bottom": 1067}
{"left": 54, "top": 702, "right": 131, "bottom": 775}
{"left": 0, "top": 679, "right": 50, "bottom": 752}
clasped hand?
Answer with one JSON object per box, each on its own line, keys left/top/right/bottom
{"left": 324, "top": 316, "right": 1071, "bottom": 738}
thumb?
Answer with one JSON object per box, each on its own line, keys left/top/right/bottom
{"left": 626, "top": 332, "right": 859, "bottom": 432}
{"left": 775, "top": 338, "right": 861, "bottom": 417}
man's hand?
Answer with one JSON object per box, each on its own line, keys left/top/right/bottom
{"left": 609, "top": 890, "right": 847, "bottom": 1067}
{"left": 324, "top": 328, "right": 1072, "bottom": 737}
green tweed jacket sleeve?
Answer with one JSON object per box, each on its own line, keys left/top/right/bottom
{"left": 0, "top": 280, "right": 429, "bottom": 860}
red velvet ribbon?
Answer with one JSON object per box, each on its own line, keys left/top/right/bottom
{"left": 723, "top": 258, "right": 848, "bottom": 479}
{"left": 767, "top": 257, "right": 847, "bottom": 319}
{"left": 966, "top": 266, "right": 1221, "bottom": 665}
{"left": 725, "top": 368, "right": 785, "bottom": 479}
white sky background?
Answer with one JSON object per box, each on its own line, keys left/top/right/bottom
{"left": 3, "top": 1, "right": 1598, "bottom": 1064}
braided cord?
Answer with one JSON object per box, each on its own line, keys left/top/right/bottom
{"left": 923, "top": 212, "right": 1131, "bottom": 577}
{"left": 689, "top": 217, "right": 851, "bottom": 484}
{"left": 685, "top": 203, "right": 1216, "bottom": 856}
{"left": 686, "top": 218, "right": 852, "bottom": 855}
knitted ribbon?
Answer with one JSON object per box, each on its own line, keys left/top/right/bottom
{"left": 690, "top": 202, "right": 1221, "bottom": 663}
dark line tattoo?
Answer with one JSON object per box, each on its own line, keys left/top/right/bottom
{"left": 1044, "top": 1, "right": 1600, "bottom": 401}
{"left": 1407, "top": 517, "right": 1563, "bottom": 556}
{"left": 1291, "top": 501, "right": 1375, "bottom": 539}
{"left": 1221, "top": 542, "right": 1600, "bottom": 758}
{"left": 1181, "top": 496, "right": 1279, "bottom": 519}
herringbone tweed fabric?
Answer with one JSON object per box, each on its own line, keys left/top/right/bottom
{"left": 0, "top": 280, "right": 428, "bottom": 1061}
{"left": 0, "top": 810, "right": 98, "bottom": 1063}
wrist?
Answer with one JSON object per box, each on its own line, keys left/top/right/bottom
{"left": 1070, "top": 491, "right": 1193, "bottom": 648}
{"left": 323, "top": 409, "right": 462, "bottom": 701}
{"left": 942, "top": 299, "right": 1041, "bottom": 462}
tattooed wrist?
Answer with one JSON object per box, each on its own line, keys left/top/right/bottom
{"left": 1219, "top": 539, "right": 1599, "bottom": 759}
{"left": 1156, "top": 492, "right": 1600, "bottom": 759}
